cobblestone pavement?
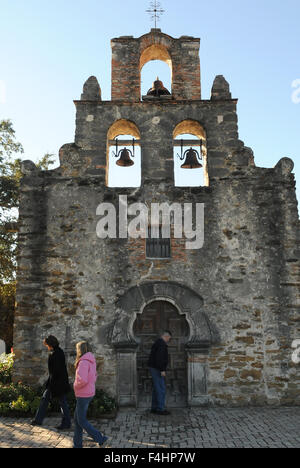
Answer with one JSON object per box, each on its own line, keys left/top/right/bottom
{"left": 1, "top": 407, "right": 300, "bottom": 448}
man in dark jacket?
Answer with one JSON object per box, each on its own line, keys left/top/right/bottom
{"left": 148, "top": 330, "right": 172, "bottom": 415}
{"left": 31, "top": 336, "right": 71, "bottom": 430}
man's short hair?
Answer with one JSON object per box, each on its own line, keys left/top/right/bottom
{"left": 162, "top": 330, "right": 172, "bottom": 338}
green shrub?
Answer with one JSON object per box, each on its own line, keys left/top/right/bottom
{"left": 0, "top": 383, "right": 43, "bottom": 417}
{"left": 0, "top": 402, "right": 10, "bottom": 416}
{"left": 0, "top": 353, "right": 14, "bottom": 384}
{"left": 0, "top": 382, "right": 40, "bottom": 403}
{"left": 0, "top": 382, "right": 117, "bottom": 418}
{"left": 0, "top": 354, "right": 117, "bottom": 418}
{"left": 10, "top": 395, "right": 30, "bottom": 413}
{"left": 88, "top": 389, "right": 117, "bottom": 415}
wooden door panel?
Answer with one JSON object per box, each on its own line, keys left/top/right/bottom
{"left": 134, "top": 301, "right": 189, "bottom": 408}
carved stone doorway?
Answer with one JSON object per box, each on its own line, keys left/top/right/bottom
{"left": 133, "top": 300, "right": 189, "bottom": 408}
{"left": 113, "top": 281, "right": 217, "bottom": 407}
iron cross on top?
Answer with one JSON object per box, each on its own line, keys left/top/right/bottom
{"left": 146, "top": 0, "right": 165, "bottom": 28}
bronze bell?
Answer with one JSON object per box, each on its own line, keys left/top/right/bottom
{"left": 147, "top": 77, "right": 171, "bottom": 96}
{"left": 180, "top": 148, "right": 203, "bottom": 169}
{"left": 116, "top": 148, "right": 135, "bottom": 167}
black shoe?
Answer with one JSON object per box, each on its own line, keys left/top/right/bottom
{"left": 56, "top": 425, "right": 71, "bottom": 431}
{"left": 99, "top": 436, "right": 109, "bottom": 448}
{"left": 150, "top": 409, "right": 158, "bottom": 414}
{"left": 155, "top": 410, "right": 171, "bottom": 416}
{"left": 30, "top": 420, "right": 42, "bottom": 426}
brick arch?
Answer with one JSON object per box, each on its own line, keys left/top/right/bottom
{"left": 139, "top": 43, "right": 172, "bottom": 71}
{"left": 107, "top": 119, "right": 141, "bottom": 140}
{"left": 139, "top": 32, "right": 175, "bottom": 81}
{"left": 173, "top": 119, "right": 206, "bottom": 140}
{"left": 139, "top": 30, "right": 175, "bottom": 52}
{"left": 139, "top": 43, "right": 173, "bottom": 97}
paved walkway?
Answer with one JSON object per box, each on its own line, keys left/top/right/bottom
{"left": 0, "top": 407, "right": 300, "bottom": 448}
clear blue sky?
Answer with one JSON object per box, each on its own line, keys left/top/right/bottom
{"left": 1, "top": 0, "right": 299, "bottom": 204}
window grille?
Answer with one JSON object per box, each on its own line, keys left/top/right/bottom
{"left": 146, "top": 225, "right": 171, "bottom": 259}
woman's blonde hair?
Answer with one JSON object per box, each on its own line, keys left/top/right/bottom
{"left": 74, "top": 341, "right": 92, "bottom": 368}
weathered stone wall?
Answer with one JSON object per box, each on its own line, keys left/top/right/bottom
{"left": 73, "top": 99, "right": 240, "bottom": 184}
{"left": 13, "top": 153, "right": 300, "bottom": 404}
{"left": 13, "top": 30, "right": 300, "bottom": 406}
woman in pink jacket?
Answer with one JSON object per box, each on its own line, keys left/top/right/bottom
{"left": 73, "top": 341, "right": 108, "bottom": 448}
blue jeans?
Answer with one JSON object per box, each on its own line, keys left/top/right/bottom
{"left": 73, "top": 397, "right": 106, "bottom": 448}
{"left": 149, "top": 367, "right": 166, "bottom": 411}
{"left": 35, "top": 388, "right": 71, "bottom": 427}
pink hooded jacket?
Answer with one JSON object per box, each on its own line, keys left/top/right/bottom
{"left": 73, "top": 352, "right": 97, "bottom": 398}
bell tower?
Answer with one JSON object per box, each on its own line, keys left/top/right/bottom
{"left": 73, "top": 28, "right": 244, "bottom": 186}
{"left": 111, "top": 29, "right": 201, "bottom": 101}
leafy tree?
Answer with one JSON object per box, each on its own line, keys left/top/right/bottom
{"left": 0, "top": 119, "right": 55, "bottom": 347}
{"left": 0, "top": 119, "right": 55, "bottom": 282}
{"left": 0, "top": 120, "right": 24, "bottom": 283}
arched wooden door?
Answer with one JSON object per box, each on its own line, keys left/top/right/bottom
{"left": 133, "top": 300, "right": 189, "bottom": 408}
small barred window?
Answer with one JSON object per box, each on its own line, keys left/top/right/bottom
{"left": 146, "top": 226, "right": 171, "bottom": 259}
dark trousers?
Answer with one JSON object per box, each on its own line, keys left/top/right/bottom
{"left": 149, "top": 367, "right": 166, "bottom": 411}
{"left": 34, "top": 388, "right": 71, "bottom": 427}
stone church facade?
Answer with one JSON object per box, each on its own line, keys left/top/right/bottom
{"left": 13, "top": 30, "right": 300, "bottom": 407}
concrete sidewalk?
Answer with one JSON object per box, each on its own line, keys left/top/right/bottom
{"left": 0, "top": 407, "right": 300, "bottom": 448}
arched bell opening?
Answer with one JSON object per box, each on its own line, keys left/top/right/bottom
{"left": 133, "top": 299, "right": 190, "bottom": 408}
{"left": 140, "top": 44, "right": 173, "bottom": 101}
{"left": 106, "top": 119, "right": 141, "bottom": 187}
{"left": 173, "top": 120, "right": 209, "bottom": 187}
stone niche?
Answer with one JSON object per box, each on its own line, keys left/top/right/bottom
{"left": 111, "top": 281, "right": 219, "bottom": 407}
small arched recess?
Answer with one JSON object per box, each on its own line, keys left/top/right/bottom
{"left": 140, "top": 44, "right": 172, "bottom": 99}
{"left": 106, "top": 119, "right": 141, "bottom": 187}
{"left": 173, "top": 120, "right": 209, "bottom": 187}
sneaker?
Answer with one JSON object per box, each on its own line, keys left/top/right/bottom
{"left": 155, "top": 410, "right": 171, "bottom": 416}
{"left": 99, "top": 436, "right": 109, "bottom": 448}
